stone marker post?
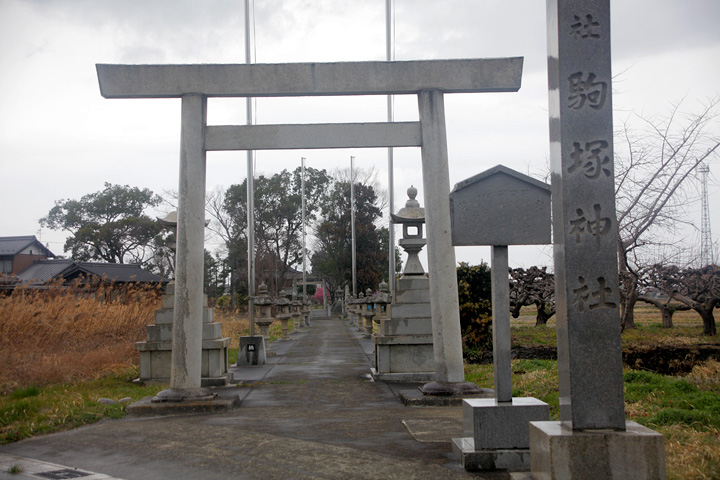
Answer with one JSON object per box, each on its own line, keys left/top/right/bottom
{"left": 524, "top": 1, "right": 667, "bottom": 477}
{"left": 549, "top": 0, "right": 624, "bottom": 431}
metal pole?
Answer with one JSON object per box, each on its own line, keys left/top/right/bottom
{"left": 302, "top": 157, "right": 307, "bottom": 299}
{"left": 351, "top": 156, "right": 357, "bottom": 296}
{"left": 245, "top": 0, "right": 255, "bottom": 336}
{"left": 386, "top": 0, "right": 396, "bottom": 295}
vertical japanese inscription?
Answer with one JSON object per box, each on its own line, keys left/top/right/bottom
{"left": 548, "top": 0, "right": 625, "bottom": 431}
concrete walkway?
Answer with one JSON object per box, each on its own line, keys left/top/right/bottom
{"left": 0, "top": 317, "right": 506, "bottom": 480}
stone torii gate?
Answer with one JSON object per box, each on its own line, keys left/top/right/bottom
{"left": 96, "top": 58, "right": 523, "bottom": 401}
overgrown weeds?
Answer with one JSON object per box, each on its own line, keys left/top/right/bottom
{"left": 0, "top": 281, "right": 161, "bottom": 394}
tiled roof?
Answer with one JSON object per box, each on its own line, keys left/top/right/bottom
{"left": 15, "top": 259, "right": 75, "bottom": 284}
{"left": 71, "top": 263, "right": 167, "bottom": 283}
{"left": 0, "top": 235, "right": 55, "bottom": 257}
{"left": 15, "top": 259, "right": 167, "bottom": 285}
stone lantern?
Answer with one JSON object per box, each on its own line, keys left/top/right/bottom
{"left": 391, "top": 185, "right": 426, "bottom": 276}
{"left": 371, "top": 185, "right": 434, "bottom": 383}
{"left": 254, "top": 282, "right": 275, "bottom": 354}
{"left": 335, "top": 286, "right": 345, "bottom": 316}
{"left": 290, "top": 292, "right": 304, "bottom": 333}
{"left": 355, "top": 291, "right": 365, "bottom": 332}
{"left": 361, "top": 288, "right": 376, "bottom": 338}
{"left": 274, "top": 293, "right": 292, "bottom": 341}
{"left": 346, "top": 294, "right": 357, "bottom": 326}
{"left": 373, "top": 280, "right": 391, "bottom": 327}
{"left": 302, "top": 295, "right": 312, "bottom": 327}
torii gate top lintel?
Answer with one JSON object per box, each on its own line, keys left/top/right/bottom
{"left": 96, "top": 57, "right": 523, "bottom": 99}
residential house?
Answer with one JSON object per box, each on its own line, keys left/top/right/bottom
{"left": 0, "top": 235, "right": 55, "bottom": 275}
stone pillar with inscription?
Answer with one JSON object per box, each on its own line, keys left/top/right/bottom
{"left": 524, "top": 2, "right": 667, "bottom": 478}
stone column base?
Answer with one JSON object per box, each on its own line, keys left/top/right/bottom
{"left": 527, "top": 420, "right": 667, "bottom": 480}
{"left": 452, "top": 437, "right": 531, "bottom": 471}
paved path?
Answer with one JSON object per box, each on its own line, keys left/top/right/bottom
{"left": 1, "top": 318, "right": 505, "bottom": 479}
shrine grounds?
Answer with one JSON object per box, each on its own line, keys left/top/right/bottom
{"left": 0, "top": 288, "right": 718, "bottom": 479}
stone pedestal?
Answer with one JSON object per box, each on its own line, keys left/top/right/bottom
{"left": 236, "top": 336, "right": 267, "bottom": 366}
{"left": 526, "top": 421, "right": 667, "bottom": 480}
{"left": 136, "top": 283, "right": 231, "bottom": 387}
{"left": 255, "top": 319, "right": 275, "bottom": 356}
{"left": 453, "top": 397, "right": 549, "bottom": 471}
{"left": 372, "top": 275, "right": 434, "bottom": 382}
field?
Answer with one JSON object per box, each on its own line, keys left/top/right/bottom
{"left": 1, "top": 289, "right": 718, "bottom": 479}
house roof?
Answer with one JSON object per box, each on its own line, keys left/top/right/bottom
{"left": 0, "top": 235, "right": 55, "bottom": 257}
{"left": 67, "top": 262, "right": 167, "bottom": 283}
{"left": 15, "top": 259, "right": 167, "bottom": 285}
{"left": 15, "top": 259, "right": 75, "bottom": 284}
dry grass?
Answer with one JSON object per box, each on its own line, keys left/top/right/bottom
{"left": 686, "top": 360, "right": 720, "bottom": 392}
{"left": 661, "top": 424, "right": 720, "bottom": 480}
{"left": 214, "top": 308, "right": 250, "bottom": 345}
{"left": 0, "top": 281, "right": 161, "bottom": 394}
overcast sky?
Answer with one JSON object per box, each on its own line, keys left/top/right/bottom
{"left": 1, "top": 0, "right": 719, "bottom": 269}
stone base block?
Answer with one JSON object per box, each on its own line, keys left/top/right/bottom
{"left": 136, "top": 338, "right": 230, "bottom": 386}
{"left": 379, "top": 317, "right": 432, "bottom": 336}
{"left": 374, "top": 336, "right": 434, "bottom": 374}
{"left": 126, "top": 394, "right": 239, "bottom": 416}
{"left": 464, "top": 397, "right": 549, "bottom": 449}
{"left": 398, "top": 387, "right": 494, "bottom": 406}
{"left": 369, "top": 368, "right": 434, "bottom": 383}
{"left": 236, "top": 336, "right": 267, "bottom": 366}
{"left": 529, "top": 421, "right": 667, "bottom": 480}
{"left": 452, "top": 437, "right": 530, "bottom": 471}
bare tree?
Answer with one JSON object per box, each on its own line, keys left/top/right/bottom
{"left": 615, "top": 97, "right": 720, "bottom": 330}
{"left": 645, "top": 264, "right": 719, "bottom": 335}
{"left": 509, "top": 267, "right": 556, "bottom": 326}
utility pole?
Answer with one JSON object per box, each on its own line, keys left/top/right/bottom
{"left": 386, "top": 0, "right": 396, "bottom": 295}
{"left": 351, "top": 155, "right": 357, "bottom": 296}
{"left": 302, "top": 157, "right": 307, "bottom": 300}
{"left": 245, "top": 0, "right": 255, "bottom": 335}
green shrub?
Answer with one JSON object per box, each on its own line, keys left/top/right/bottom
{"left": 457, "top": 262, "right": 493, "bottom": 360}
